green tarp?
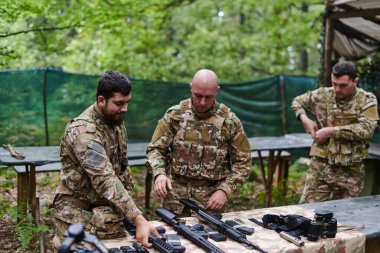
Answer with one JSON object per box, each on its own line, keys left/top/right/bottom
{"left": 0, "top": 69, "right": 378, "bottom": 146}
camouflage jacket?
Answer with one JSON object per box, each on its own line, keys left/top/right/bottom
{"left": 147, "top": 98, "right": 251, "bottom": 197}
{"left": 55, "top": 103, "right": 142, "bottom": 220}
{"left": 292, "top": 87, "right": 378, "bottom": 165}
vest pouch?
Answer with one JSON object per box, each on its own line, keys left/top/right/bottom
{"left": 91, "top": 206, "right": 125, "bottom": 239}
{"left": 184, "top": 143, "right": 204, "bottom": 177}
{"left": 328, "top": 140, "right": 356, "bottom": 166}
{"left": 351, "top": 143, "right": 366, "bottom": 163}
{"left": 327, "top": 138, "right": 339, "bottom": 165}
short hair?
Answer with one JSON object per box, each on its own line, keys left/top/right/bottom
{"left": 96, "top": 71, "right": 132, "bottom": 100}
{"left": 332, "top": 61, "right": 357, "bottom": 80}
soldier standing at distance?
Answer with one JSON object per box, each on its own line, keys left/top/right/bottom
{"left": 292, "top": 61, "right": 378, "bottom": 203}
{"left": 52, "top": 71, "right": 159, "bottom": 249}
{"left": 147, "top": 69, "right": 251, "bottom": 216}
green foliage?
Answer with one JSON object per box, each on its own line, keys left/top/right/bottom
{"left": 0, "top": 167, "right": 16, "bottom": 190}
{"left": 14, "top": 214, "right": 50, "bottom": 250}
{"left": 0, "top": 0, "right": 325, "bottom": 81}
{"left": 7, "top": 205, "right": 50, "bottom": 250}
{"left": 0, "top": 198, "right": 12, "bottom": 220}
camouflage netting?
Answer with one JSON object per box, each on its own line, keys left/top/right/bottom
{"left": 0, "top": 68, "right": 379, "bottom": 146}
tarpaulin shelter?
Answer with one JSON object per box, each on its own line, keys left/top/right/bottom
{"left": 322, "top": 0, "right": 380, "bottom": 85}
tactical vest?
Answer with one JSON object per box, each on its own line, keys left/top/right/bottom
{"left": 310, "top": 88, "right": 368, "bottom": 166}
{"left": 169, "top": 99, "right": 231, "bottom": 180}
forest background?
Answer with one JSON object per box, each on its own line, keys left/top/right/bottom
{"left": 1, "top": 0, "right": 327, "bottom": 80}
{"left": 1, "top": 0, "right": 379, "bottom": 252}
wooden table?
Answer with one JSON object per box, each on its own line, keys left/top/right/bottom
{"left": 250, "top": 133, "right": 380, "bottom": 207}
{"left": 249, "top": 133, "right": 313, "bottom": 207}
{"left": 103, "top": 198, "right": 371, "bottom": 253}
{"left": 0, "top": 143, "right": 149, "bottom": 220}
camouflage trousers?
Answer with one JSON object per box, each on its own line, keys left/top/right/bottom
{"left": 52, "top": 194, "right": 126, "bottom": 250}
{"left": 299, "top": 157, "right": 365, "bottom": 204}
{"left": 163, "top": 175, "right": 226, "bottom": 217}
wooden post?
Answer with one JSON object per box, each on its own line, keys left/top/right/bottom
{"left": 279, "top": 75, "right": 288, "bottom": 134}
{"left": 323, "top": 1, "right": 334, "bottom": 87}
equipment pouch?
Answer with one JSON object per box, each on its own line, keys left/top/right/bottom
{"left": 91, "top": 206, "right": 125, "bottom": 239}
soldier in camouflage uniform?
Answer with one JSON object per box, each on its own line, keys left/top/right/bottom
{"left": 292, "top": 61, "right": 378, "bottom": 203}
{"left": 52, "top": 71, "right": 159, "bottom": 249}
{"left": 147, "top": 69, "right": 251, "bottom": 216}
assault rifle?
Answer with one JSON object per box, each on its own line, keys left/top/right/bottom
{"left": 155, "top": 208, "right": 225, "bottom": 253}
{"left": 124, "top": 219, "right": 185, "bottom": 253}
{"left": 179, "top": 198, "right": 268, "bottom": 253}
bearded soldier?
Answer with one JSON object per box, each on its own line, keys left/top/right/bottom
{"left": 52, "top": 71, "right": 158, "bottom": 249}
{"left": 147, "top": 69, "right": 251, "bottom": 216}
{"left": 292, "top": 61, "right": 378, "bottom": 203}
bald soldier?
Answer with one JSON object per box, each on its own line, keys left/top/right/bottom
{"left": 147, "top": 69, "right": 251, "bottom": 216}
{"left": 292, "top": 61, "right": 378, "bottom": 203}
{"left": 52, "top": 71, "right": 158, "bottom": 249}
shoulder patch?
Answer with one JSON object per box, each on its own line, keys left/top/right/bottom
{"left": 84, "top": 140, "right": 107, "bottom": 167}
{"left": 362, "top": 92, "right": 378, "bottom": 111}
{"left": 363, "top": 106, "right": 379, "bottom": 120}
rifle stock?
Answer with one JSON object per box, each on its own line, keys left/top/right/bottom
{"left": 155, "top": 208, "right": 225, "bottom": 253}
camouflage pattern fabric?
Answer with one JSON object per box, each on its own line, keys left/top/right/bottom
{"left": 163, "top": 176, "right": 227, "bottom": 216}
{"left": 53, "top": 103, "right": 141, "bottom": 244}
{"left": 292, "top": 87, "right": 378, "bottom": 203}
{"left": 299, "top": 157, "right": 365, "bottom": 204}
{"left": 103, "top": 205, "right": 366, "bottom": 253}
{"left": 147, "top": 98, "right": 251, "bottom": 210}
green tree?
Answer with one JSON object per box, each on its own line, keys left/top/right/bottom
{"left": 0, "top": 0, "right": 325, "bottom": 81}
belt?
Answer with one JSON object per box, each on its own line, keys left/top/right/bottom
{"left": 61, "top": 195, "right": 109, "bottom": 211}
{"left": 171, "top": 174, "right": 223, "bottom": 186}
{"left": 61, "top": 195, "right": 91, "bottom": 210}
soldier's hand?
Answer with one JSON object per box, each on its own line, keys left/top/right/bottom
{"left": 154, "top": 174, "right": 172, "bottom": 198}
{"left": 299, "top": 114, "right": 318, "bottom": 138}
{"left": 315, "top": 127, "right": 333, "bottom": 144}
{"left": 134, "top": 215, "right": 160, "bottom": 248}
{"left": 206, "top": 190, "right": 227, "bottom": 211}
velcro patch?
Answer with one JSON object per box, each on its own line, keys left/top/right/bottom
{"left": 85, "top": 140, "right": 107, "bottom": 167}
{"left": 89, "top": 140, "right": 106, "bottom": 155}
{"left": 85, "top": 149, "right": 107, "bottom": 167}
{"left": 363, "top": 106, "right": 379, "bottom": 120}
{"left": 234, "top": 132, "right": 250, "bottom": 153}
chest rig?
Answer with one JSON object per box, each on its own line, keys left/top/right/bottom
{"left": 311, "top": 89, "right": 368, "bottom": 166}
{"left": 170, "top": 99, "right": 231, "bottom": 180}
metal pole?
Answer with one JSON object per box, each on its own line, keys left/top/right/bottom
{"left": 279, "top": 75, "right": 288, "bottom": 134}
{"left": 43, "top": 68, "right": 49, "bottom": 145}
{"left": 323, "top": 2, "right": 334, "bottom": 87}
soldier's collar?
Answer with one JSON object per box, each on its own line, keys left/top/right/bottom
{"left": 190, "top": 100, "right": 219, "bottom": 120}
{"left": 336, "top": 87, "right": 357, "bottom": 103}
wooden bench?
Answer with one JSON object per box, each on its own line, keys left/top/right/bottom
{"left": 12, "top": 159, "right": 148, "bottom": 212}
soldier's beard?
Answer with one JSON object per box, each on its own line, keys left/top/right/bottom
{"left": 101, "top": 108, "right": 125, "bottom": 125}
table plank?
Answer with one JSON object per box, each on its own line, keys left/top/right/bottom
{"left": 103, "top": 204, "right": 367, "bottom": 253}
